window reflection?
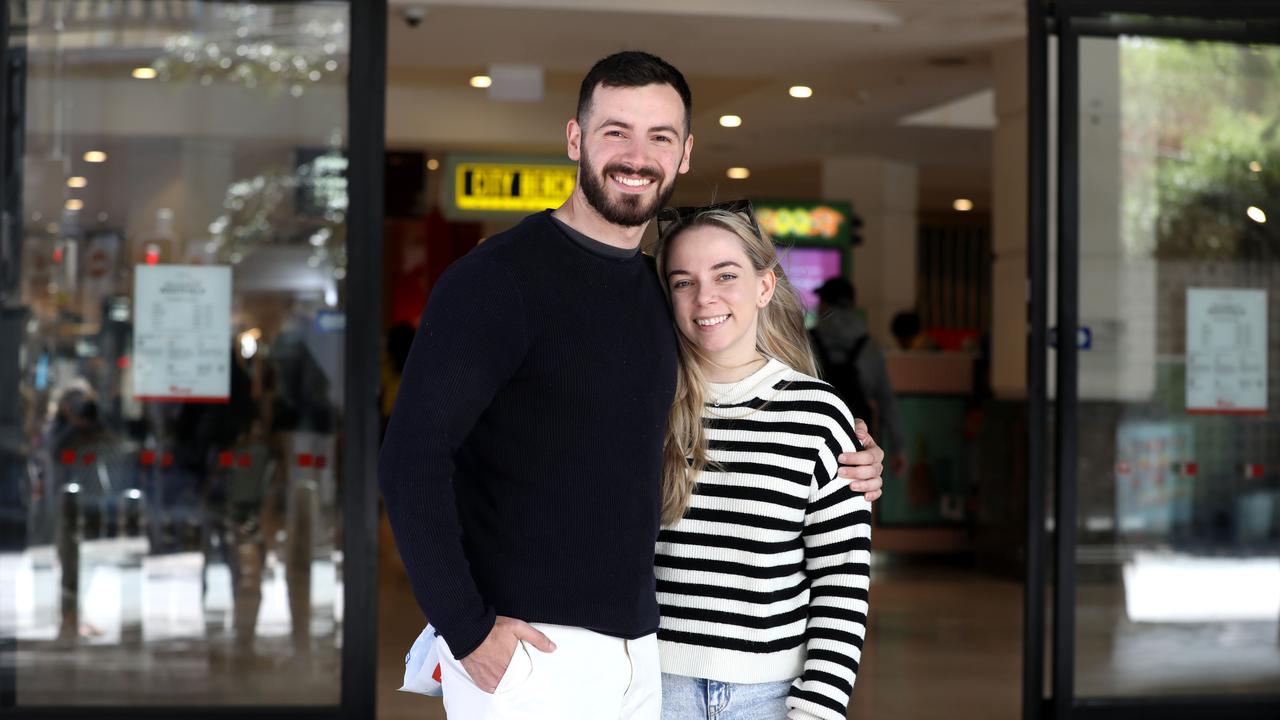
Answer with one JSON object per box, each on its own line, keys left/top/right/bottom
{"left": 1072, "top": 34, "right": 1280, "bottom": 698}
{"left": 5, "top": 1, "right": 349, "bottom": 707}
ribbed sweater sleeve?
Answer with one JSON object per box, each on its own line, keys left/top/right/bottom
{"left": 378, "top": 251, "right": 528, "bottom": 659}
{"left": 787, "top": 403, "right": 873, "bottom": 720}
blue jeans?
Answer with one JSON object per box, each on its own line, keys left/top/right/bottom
{"left": 661, "top": 673, "right": 792, "bottom": 720}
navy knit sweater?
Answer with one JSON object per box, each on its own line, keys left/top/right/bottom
{"left": 379, "top": 210, "right": 678, "bottom": 659}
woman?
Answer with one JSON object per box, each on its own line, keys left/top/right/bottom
{"left": 653, "top": 203, "right": 871, "bottom": 720}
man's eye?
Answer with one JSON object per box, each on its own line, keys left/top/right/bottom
{"left": 653, "top": 135, "right": 673, "bottom": 144}
{"left": 606, "top": 130, "right": 625, "bottom": 138}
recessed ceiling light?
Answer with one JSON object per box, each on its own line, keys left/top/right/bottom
{"left": 953, "top": 198, "right": 974, "bottom": 212}
{"left": 67, "top": 176, "right": 88, "bottom": 188}
{"left": 1246, "top": 206, "right": 1267, "bottom": 224}
{"left": 83, "top": 151, "right": 108, "bottom": 163}
{"left": 789, "top": 85, "right": 813, "bottom": 99}
{"left": 132, "top": 67, "right": 157, "bottom": 80}
{"left": 427, "top": 158, "right": 440, "bottom": 171}
{"left": 1248, "top": 160, "right": 1262, "bottom": 173}
{"left": 469, "top": 75, "right": 492, "bottom": 88}
{"left": 727, "top": 167, "right": 750, "bottom": 180}
{"left": 65, "top": 199, "right": 84, "bottom": 211}
{"left": 719, "top": 115, "right": 742, "bottom": 128}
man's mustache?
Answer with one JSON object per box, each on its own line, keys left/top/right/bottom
{"left": 601, "top": 163, "right": 663, "bottom": 183}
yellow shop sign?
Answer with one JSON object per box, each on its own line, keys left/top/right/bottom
{"left": 453, "top": 160, "right": 577, "bottom": 213}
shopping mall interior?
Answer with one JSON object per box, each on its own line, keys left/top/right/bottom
{"left": 1, "top": 1, "right": 1278, "bottom": 719}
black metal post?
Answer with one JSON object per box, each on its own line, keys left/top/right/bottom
{"left": 1053, "top": 14, "right": 1081, "bottom": 720}
{"left": 1023, "top": 2, "right": 1050, "bottom": 720}
{"left": 341, "top": 0, "right": 385, "bottom": 718}
{"left": 2, "top": 8, "right": 27, "bottom": 705}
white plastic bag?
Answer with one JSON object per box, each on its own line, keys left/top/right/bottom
{"left": 399, "top": 623, "right": 443, "bottom": 696}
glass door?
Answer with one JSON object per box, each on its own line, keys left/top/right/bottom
{"left": 1033, "top": 2, "right": 1280, "bottom": 718}
{"left": 1, "top": 1, "right": 383, "bottom": 716}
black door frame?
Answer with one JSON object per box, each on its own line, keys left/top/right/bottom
{"left": 1024, "top": 1, "right": 1280, "bottom": 718}
{"left": 0, "top": 1, "right": 385, "bottom": 718}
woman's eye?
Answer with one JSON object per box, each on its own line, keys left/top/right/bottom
{"left": 718, "top": 273, "right": 738, "bottom": 282}
{"left": 671, "top": 280, "right": 691, "bottom": 290}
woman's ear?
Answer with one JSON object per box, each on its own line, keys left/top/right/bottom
{"left": 757, "top": 269, "right": 777, "bottom": 308}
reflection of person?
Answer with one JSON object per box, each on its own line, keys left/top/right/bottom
{"left": 811, "top": 277, "right": 907, "bottom": 476}
{"left": 379, "top": 52, "right": 885, "bottom": 719}
{"left": 654, "top": 206, "right": 871, "bottom": 720}
{"left": 36, "top": 382, "right": 110, "bottom": 544}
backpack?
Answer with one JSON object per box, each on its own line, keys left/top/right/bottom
{"left": 811, "top": 331, "right": 875, "bottom": 433}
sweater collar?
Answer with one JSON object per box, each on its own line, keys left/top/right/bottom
{"left": 546, "top": 211, "right": 640, "bottom": 261}
{"left": 705, "top": 357, "right": 790, "bottom": 406}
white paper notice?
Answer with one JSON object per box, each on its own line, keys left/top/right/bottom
{"left": 133, "top": 265, "right": 232, "bottom": 403}
{"left": 1186, "top": 288, "right": 1268, "bottom": 415}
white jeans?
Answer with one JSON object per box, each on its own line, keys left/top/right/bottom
{"left": 438, "top": 623, "right": 661, "bottom": 720}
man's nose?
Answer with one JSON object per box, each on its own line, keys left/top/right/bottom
{"left": 617, "top": 136, "right": 649, "bottom": 166}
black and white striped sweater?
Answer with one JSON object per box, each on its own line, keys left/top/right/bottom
{"left": 655, "top": 358, "right": 872, "bottom": 720}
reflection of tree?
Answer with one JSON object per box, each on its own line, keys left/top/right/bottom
{"left": 1121, "top": 38, "right": 1280, "bottom": 260}
{"left": 208, "top": 160, "right": 348, "bottom": 274}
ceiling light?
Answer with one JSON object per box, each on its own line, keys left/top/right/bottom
{"left": 1249, "top": 161, "right": 1262, "bottom": 173}
{"left": 65, "top": 199, "right": 84, "bottom": 211}
{"left": 953, "top": 198, "right": 974, "bottom": 212}
{"left": 726, "top": 167, "right": 750, "bottom": 180}
{"left": 83, "top": 151, "right": 107, "bottom": 163}
{"left": 719, "top": 115, "right": 742, "bottom": 128}
{"left": 469, "top": 75, "right": 492, "bottom": 88}
{"left": 131, "top": 67, "right": 157, "bottom": 80}
{"left": 427, "top": 158, "right": 440, "bottom": 171}
{"left": 1247, "top": 206, "right": 1266, "bottom": 224}
{"left": 67, "top": 176, "right": 87, "bottom": 188}
{"left": 789, "top": 85, "right": 813, "bottom": 99}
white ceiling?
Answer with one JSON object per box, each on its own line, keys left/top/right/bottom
{"left": 386, "top": 0, "right": 1027, "bottom": 211}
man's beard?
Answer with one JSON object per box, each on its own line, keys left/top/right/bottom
{"left": 578, "top": 143, "right": 678, "bottom": 228}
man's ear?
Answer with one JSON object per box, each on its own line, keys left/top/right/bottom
{"left": 567, "top": 118, "right": 582, "bottom": 162}
{"left": 679, "top": 132, "right": 694, "bottom": 174}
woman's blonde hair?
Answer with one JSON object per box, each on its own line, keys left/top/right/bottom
{"left": 654, "top": 208, "right": 818, "bottom": 525}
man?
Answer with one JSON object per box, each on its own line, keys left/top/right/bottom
{"left": 379, "top": 51, "right": 885, "bottom": 719}
{"left": 812, "top": 276, "right": 907, "bottom": 476}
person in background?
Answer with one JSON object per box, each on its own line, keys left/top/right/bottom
{"left": 654, "top": 204, "right": 872, "bottom": 720}
{"left": 890, "top": 309, "right": 936, "bottom": 351}
{"left": 811, "top": 277, "right": 907, "bottom": 477}
{"left": 380, "top": 321, "right": 416, "bottom": 435}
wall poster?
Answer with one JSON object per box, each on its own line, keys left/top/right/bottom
{"left": 133, "top": 264, "right": 232, "bottom": 403}
{"left": 1185, "top": 287, "right": 1267, "bottom": 415}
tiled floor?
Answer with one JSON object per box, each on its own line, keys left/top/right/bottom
{"left": 376, "top": 550, "right": 1025, "bottom": 720}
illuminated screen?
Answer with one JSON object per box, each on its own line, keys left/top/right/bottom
{"left": 776, "top": 246, "right": 843, "bottom": 315}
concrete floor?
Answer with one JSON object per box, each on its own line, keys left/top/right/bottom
{"left": 376, "top": 551, "right": 1026, "bottom": 720}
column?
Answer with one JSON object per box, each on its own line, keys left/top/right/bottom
{"left": 821, "top": 156, "right": 918, "bottom": 344}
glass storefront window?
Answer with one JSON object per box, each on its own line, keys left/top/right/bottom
{"left": 1072, "top": 34, "right": 1280, "bottom": 698}
{"left": 2, "top": 1, "right": 353, "bottom": 707}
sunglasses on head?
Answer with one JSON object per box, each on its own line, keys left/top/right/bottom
{"left": 656, "top": 198, "right": 759, "bottom": 239}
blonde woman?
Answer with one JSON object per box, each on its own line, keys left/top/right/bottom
{"left": 653, "top": 201, "right": 871, "bottom": 720}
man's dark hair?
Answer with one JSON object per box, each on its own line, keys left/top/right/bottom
{"left": 815, "top": 277, "right": 856, "bottom": 309}
{"left": 576, "top": 51, "right": 693, "bottom": 135}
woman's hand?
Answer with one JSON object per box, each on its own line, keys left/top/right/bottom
{"left": 837, "top": 419, "right": 884, "bottom": 502}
